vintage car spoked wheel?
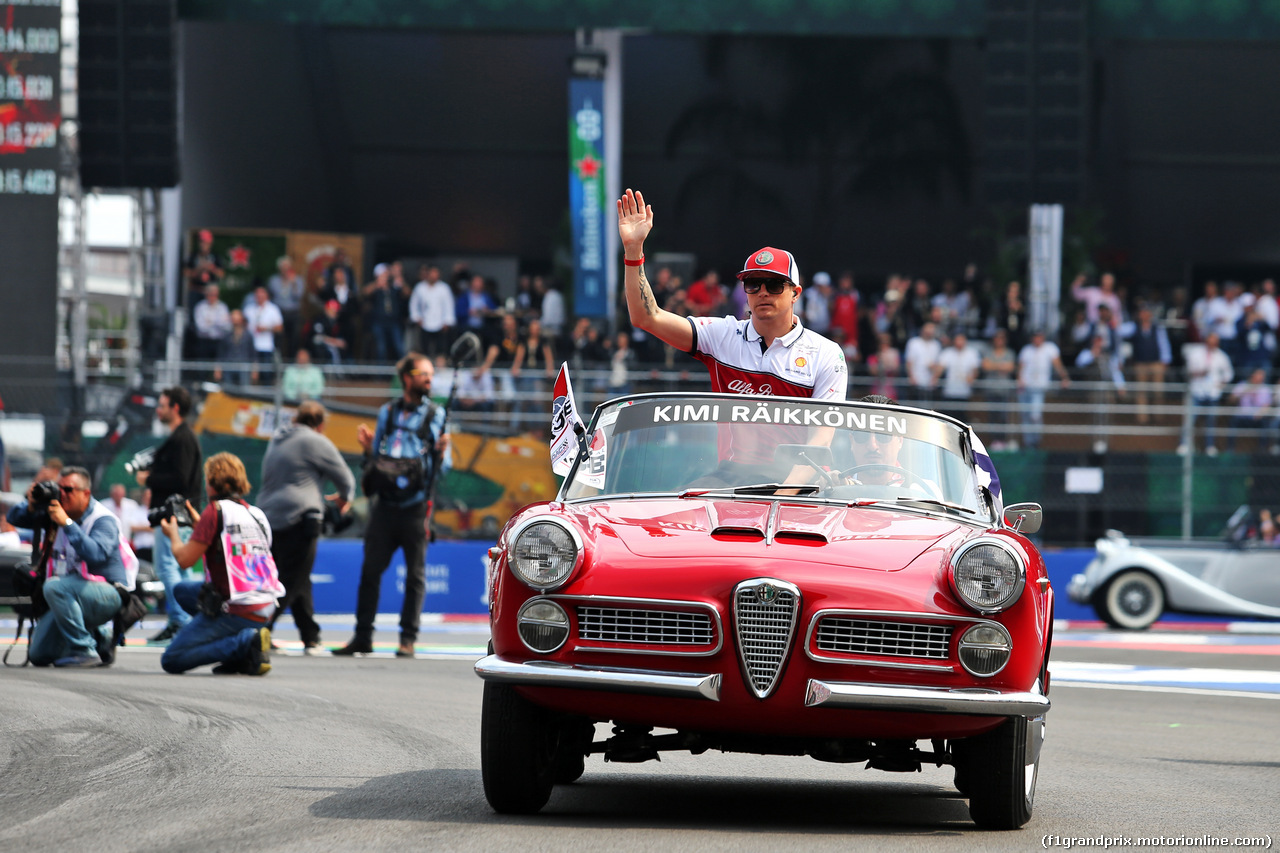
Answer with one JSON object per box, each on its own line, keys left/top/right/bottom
{"left": 1097, "top": 569, "right": 1164, "bottom": 630}
{"left": 835, "top": 463, "right": 932, "bottom": 490}
{"left": 953, "top": 714, "right": 1043, "bottom": 830}
{"left": 480, "top": 682, "right": 558, "bottom": 813}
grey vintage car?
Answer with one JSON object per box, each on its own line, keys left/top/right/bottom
{"left": 1068, "top": 510, "right": 1280, "bottom": 629}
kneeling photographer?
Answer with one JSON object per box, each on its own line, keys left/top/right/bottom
{"left": 6, "top": 467, "right": 132, "bottom": 667}
{"left": 158, "top": 452, "right": 284, "bottom": 676}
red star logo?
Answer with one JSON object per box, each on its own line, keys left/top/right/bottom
{"left": 228, "top": 244, "right": 251, "bottom": 269}
{"left": 577, "top": 154, "right": 600, "bottom": 180}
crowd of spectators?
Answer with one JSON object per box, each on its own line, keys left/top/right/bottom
{"left": 180, "top": 232, "right": 1280, "bottom": 452}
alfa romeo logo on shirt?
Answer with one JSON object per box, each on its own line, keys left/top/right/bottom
{"left": 755, "top": 251, "right": 774, "bottom": 265}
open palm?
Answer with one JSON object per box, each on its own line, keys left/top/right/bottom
{"left": 617, "top": 189, "right": 653, "bottom": 253}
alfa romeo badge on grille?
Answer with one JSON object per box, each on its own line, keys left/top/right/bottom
{"left": 755, "top": 583, "right": 779, "bottom": 604}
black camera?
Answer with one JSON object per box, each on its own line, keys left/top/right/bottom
{"left": 323, "top": 501, "right": 355, "bottom": 535}
{"left": 27, "top": 480, "right": 61, "bottom": 518}
{"left": 147, "top": 493, "right": 195, "bottom": 527}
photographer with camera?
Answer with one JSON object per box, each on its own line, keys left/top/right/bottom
{"left": 6, "top": 467, "right": 132, "bottom": 667}
{"left": 258, "top": 401, "right": 354, "bottom": 654}
{"left": 333, "top": 352, "right": 450, "bottom": 657}
{"left": 158, "top": 452, "right": 283, "bottom": 675}
{"left": 135, "top": 387, "right": 203, "bottom": 645}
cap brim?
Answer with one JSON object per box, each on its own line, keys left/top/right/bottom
{"left": 736, "top": 269, "right": 791, "bottom": 281}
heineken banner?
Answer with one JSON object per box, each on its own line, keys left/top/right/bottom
{"left": 569, "top": 77, "right": 607, "bottom": 318}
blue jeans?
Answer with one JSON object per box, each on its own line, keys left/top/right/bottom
{"left": 370, "top": 322, "right": 404, "bottom": 363}
{"left": 160, "top": 580, "right": 271, "bottom": 673}
{"left": 29, "top": 575, "right": 121, "bottom": 665}
{"left": 153, "top": 524, "right": 194, "bottom": 628}
{"left": 1018, "top": 388, "right": 1047, "bottom": 449}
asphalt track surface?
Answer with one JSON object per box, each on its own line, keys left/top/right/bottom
{"left": 1, "top": 617, "right": 1277, "bottom": 853}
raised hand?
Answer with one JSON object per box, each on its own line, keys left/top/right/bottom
{"left": 617, "top": 189, "right": 653, "bottom": 256}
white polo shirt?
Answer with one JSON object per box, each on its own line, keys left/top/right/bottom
{"left": 687, "top": 315, "right": 847, "bottom": 464}
{"left": 688, "top": 315, "right": 847, "bottom": 399}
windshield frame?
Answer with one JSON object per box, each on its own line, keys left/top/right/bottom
{"left": 556, "top": 392, "right": 995, "bottom": 524}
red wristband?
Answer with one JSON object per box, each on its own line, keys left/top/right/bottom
{"left": 623, "top": 255, "right": 645, "bottom": 267}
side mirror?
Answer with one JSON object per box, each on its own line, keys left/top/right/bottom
{"left": 1004, "top": 502, "right": 1042, "bottom": 535}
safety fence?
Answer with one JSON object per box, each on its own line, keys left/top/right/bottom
{"left": 2, "top": 356, "right": 1277, "bottom": 544}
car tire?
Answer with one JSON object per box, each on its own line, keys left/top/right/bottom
{"left": 1097, "top": 569, "right": 1164, "bottom": 630}
{"left": 954, "top": 714, "right": 1043, "bottom": 830}
{"left": 480, "top": 682, "right": 557, "bottom": 814}
{"left": 553, "top": 751, "right": 586, "bottom": 785}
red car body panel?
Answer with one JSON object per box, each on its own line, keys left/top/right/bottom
{"left": 489, "top": 497, "right": 1052, "bottom": 741}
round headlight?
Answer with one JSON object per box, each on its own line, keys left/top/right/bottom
{"left": 958, "top": 623, "right": 1012, "bottom": 677}
{"left": 510, "top": 520, "right": 580, "bottom": 590}
{"left": 950, "top": 539, "right": 1025, "bottom": 614}
{"left": 518, "top": 599, "right": 570, "bottom": 653}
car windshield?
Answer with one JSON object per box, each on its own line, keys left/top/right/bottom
{"left": 561, "top": 394, "right": 988, "bottom": 518}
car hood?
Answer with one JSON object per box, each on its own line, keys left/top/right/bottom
{"left": 582, "top": 498, "right": 971, "bottom": 571}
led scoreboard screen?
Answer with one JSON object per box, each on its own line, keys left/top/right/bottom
{"left": 1, "top": 0, "right": 60, "bottom": 195}
{"left": 1, "top": 1, "right": 61, "bottom": 397}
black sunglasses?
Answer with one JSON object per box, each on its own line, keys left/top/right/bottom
{"left": 742, "top": 278, "right": 790, "bottom": 295}
{"left": 58, "top": 484, "right": 84, "bottom": 495}
{"left": 852, "top": 433, "right": 897, "bottom": 445}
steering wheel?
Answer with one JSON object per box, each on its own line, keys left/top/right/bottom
{"left": 835, "top": 464, "right": 931, "bottom": 491}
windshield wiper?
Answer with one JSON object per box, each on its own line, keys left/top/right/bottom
{"left": 893, "top": 497, "right": 976, "bottom": 515}
{"left": 679, "top": 483, "right": 821, "bottom": 497}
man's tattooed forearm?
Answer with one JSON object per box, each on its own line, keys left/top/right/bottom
{"left": 639, "top": 267, "right": 657, "bottom": 315}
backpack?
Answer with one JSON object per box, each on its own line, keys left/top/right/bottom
{"left": 361, "top": 399, "right": 439, "bottom": 503}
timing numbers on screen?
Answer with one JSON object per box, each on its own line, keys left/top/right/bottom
{"left": 1, "top": 28, "right": 60, "bottom": 53}
{"left": 1, "top": 122, "right": 57, "bottom": 148}
{"left": 0, "top": 169, "right": 57, "bottom": 195}
{"left": 3, "top": 75, "right": 55, "bottom": 100}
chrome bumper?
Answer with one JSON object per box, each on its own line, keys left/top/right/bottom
{"left": 805, "top": 679, "right": 1050, "bottom": 716}
{"left": 474, "top": 655, "right": 722, "bottom": 701}
{"left": 1067, "top": 571, "right": 1091, "bottom": 603}
{"left": 476, "top": 656, "right": 1050, "bottom": 717}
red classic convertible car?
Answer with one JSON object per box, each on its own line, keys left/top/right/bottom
{"left": 475, "top": 392, "right": 1051, "bottom": 830}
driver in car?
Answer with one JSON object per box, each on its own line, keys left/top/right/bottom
{"left": 837, "top": 395, "right": 943, "bottom": 497}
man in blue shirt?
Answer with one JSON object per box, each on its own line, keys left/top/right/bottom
{"left": 334, "top": 352, "right": 452, "bottom": 657}
{"left": 7, "top": 466, "right": 127, "bottom": 667}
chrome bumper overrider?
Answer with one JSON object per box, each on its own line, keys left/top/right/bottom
{"left": 805, "top": 679, "right": 1050, "bottom": 716}
{"left": 474, "top": 655, "right": 722, "bottom": 701}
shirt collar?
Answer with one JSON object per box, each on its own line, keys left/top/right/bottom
{"left": 744, "top": 318, "right": 805, "bottom": 348}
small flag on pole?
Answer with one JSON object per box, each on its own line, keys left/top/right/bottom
{"left": 550, "top": 364, "right": 586, "bottom": 477}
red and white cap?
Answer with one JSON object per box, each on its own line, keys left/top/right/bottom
{"left": 736, "top": 247, "right": 800, "bottom": 284}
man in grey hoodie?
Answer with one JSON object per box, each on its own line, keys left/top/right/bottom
{"left": 258, "top": 401, "right": 355, "bottom": 653}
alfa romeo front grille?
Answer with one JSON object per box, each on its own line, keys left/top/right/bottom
{"left": 815, "top": 617, "right": 952, "bottom": 660}
{"left": 734, "top": 579, "right": 801, "bottom": 699}
{"left": 577, "top": 606, "right": 715, "bottom": 645}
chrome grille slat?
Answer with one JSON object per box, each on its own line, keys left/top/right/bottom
{"left": 577, "top": 606, "right": 715, "bottom": 646}
{"left": 734, "top": 580, "right": 801, "bottom": 699}
{"left": 816, "top": 617, "right": 952, "bottom": 660}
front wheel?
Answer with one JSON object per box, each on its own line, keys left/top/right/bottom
{"left": 480, "top": 682, "right": 558, "bottom": 814}
{"left": 953, "top": 714, "right": 1044, "bottom": 830}
{"left": 1096, "top": 570, "right": 1164, "bottom": 630}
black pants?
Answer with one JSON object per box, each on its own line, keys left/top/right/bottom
{"left": 353, "top": 499, "right": 427, "bottom": 644}
{"left": 268, "top": 521, "right": 321, "bottom": 645}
